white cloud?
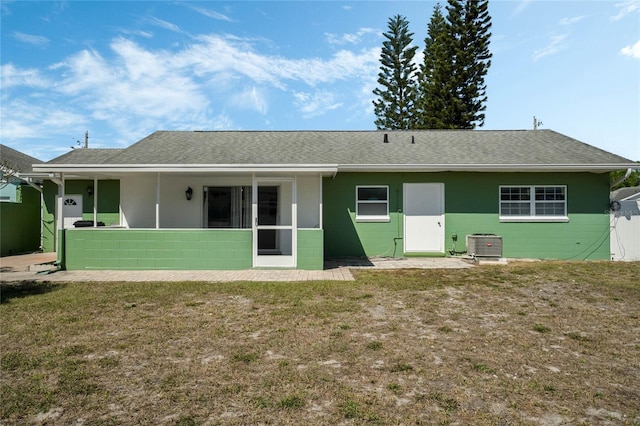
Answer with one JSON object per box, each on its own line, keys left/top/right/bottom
{"left": 621, "top": 40, "right": 640, "bottom": 58}
{"left": 325, "top": 28, "right": 377, "bottom": 46}
{"left": 46, "top": 38, "right": 211, "bottom": 137}
{"left": 293, "top": 90, "right": 343, "bottom": 118}
{"left": 189, "top": 5, "right": 232, "bottom": 22}
{"left": 559, "top": 15, "right": 586, "bottom": 25}
{"left": 177, "top": 35, "right": 379, "bottom": 88}
{"left": 118, "top": 29, "right": 153, "bottom": 39}
{"left": 230, "top": 87, "right": 268, "bottom": 114}
{"left": 611, "top": 0, "right": 640, "bottom": 21}
{"left": 2, "top": 32, "right": 381, "bottom": 152}
{"left": 1, "top": 64, "right": 50, "bottom": 89}
{"left": 0, "top": 98, "right": 87, "bottom": 140}
{"left": 148, "top": 16, "right": 183, "bottom": 33}
{"left": 532, "top": 34, "right": 568, "bottom": 61}
{"left": 12, "top": 31, "right": 49, "bottom": 46}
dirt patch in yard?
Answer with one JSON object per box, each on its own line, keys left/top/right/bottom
{"left": 1, "top": 261, "right": 639, "bottom": 424}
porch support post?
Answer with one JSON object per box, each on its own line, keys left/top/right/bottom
{"left": 293, "top": 175, "right": 298, "bottom": 268}
{"left": 318, "top": 174, "right": 323, "bottom": 229}
{"left": 55, "top": 173, "right": 65, "bottom": 263}
{"left": 251, "top": 173, "right": 257, "bottom": 267}
{"left": 56, "top": 173, "right": 65, "bottom": 231}
{"left": 155, "top": 172, "right": 160, "bottom": 229}
{"left": 93, "top": 177, "right": 98, "bottom": 227}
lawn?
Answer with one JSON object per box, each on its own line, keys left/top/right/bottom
{"left": 1, "top": 261, "right": 639, "bottom": 425}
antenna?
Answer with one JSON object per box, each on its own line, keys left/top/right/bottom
{"left": 533, "top": 116, "right": 543, "bottom": 130}
{"left": 70, "top": 131, "right": 90, "bottom": 149}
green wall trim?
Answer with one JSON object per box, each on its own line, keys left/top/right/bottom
{"left": 64, "top": 229, "right": 253, "bottom": 270}
{"left": 323, "top": 172, "right": 611, "bottom": 261}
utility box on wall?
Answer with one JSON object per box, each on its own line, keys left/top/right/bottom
{"left": 467, "top": 234, "right": 503, "bottom": 257}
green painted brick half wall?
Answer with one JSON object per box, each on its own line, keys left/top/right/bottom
{"left": 62, "top": 229, "right": 324, "bottom": 270}
{"left": 64, "top": 229, "right": 253, "bottom": 270}
{"left": 42, "top": 179, "right": 120, "bottom": 252}
{"left": 297, "top": 229, "right": 324, "bottom": 270}
{"left": 323, "top": 172, "right": 611, "bottom": 260}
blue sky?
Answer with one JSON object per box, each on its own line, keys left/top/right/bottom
{"left": 1, "top": 0, "right": 639, "bottom": 162}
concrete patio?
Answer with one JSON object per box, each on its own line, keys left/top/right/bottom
{"left": 0, "top": 252, "right": 472, "bottom": 283}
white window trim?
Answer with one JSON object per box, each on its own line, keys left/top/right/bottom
{"left": 356, "top": 185, "right": 390, "bottom": 222}
{"left": 499, "top": 185, "right": 568, "bottom": 223}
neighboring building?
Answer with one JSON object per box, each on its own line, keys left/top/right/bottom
{"left": 0, "top": 145, "right": 43, "bottom": 256}
{"left": 29, "top": 130, "right": 637, "bottom": 270}
{"left": 610, "top": 186, "right": 640, "bottom": 261}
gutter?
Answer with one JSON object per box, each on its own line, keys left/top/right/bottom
{"left": 30, "top": 162, "right": 638, "bottom": 175}
{"left": 32, "top": 164, "right": 340, "bottom": 175}
{"left": 337, "top": 163, "right": 640, "bottom": 173}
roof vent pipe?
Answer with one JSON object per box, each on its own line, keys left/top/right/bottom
{"left": 383, "top": 133, "right": 389, "bottom": 143}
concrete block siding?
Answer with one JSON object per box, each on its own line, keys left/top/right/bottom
{"left": 63, "top": 228, "right": 325, "bottom": 270}
{"left": 323, "top": 172, "right": 611, "bottom": 261}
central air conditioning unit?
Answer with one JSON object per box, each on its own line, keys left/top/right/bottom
{"left": 466, "top": 234, "right": 503, "bottom": 257}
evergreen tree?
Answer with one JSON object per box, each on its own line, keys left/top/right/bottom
{"left": 415, "top": 4, "right": 452, "bottom": 129}
{"left": 445, "top": 0, "right": 492, "bottom": 129}
{"left": 372, "top": 15, "right": 419, "bottom": 130}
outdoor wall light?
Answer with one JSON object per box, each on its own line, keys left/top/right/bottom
{"left": 87, "top": 185, "right": 94, "bottom": 197}
{"left": 185, "top": 186, "right": 193, "bottom": 201}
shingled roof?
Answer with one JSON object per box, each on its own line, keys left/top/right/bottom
{"left": 36, "top": 130, "right": 636, "bottom": 173}
{"left": 0, "top": 144, "right": 43, "bottom": 173}
{"left": 47, "top": 148, "right": 124, "bottom": 165}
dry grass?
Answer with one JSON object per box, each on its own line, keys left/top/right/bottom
{"left": 1, "top": 261, "right": 639, "bottom": 425}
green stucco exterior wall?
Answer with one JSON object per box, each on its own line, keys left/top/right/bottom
{"left": 42, "top": 179, "right": 120, "bottom": 253}
{"left": 323, "top": 172, "right": 611, "bottom": 260}
{"left": 64, "top": 229, "right": 253, "bottom": 270}
{"left": 0, "top": 185, "right": 41, "bottom": 256}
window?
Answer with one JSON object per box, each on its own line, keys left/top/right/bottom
{"left": 356, "top": 185, "right": 389, "bottom": 221}
{"left": 204, "top": 186, "right": 252, "bottom": 228}
{"left": 0, "top": 183, "right": 18, "bottom": 203}
{"left": 499, "top": 185, "right": 567, "bottom": 222}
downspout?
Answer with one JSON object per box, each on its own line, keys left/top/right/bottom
{"left": 610, "top": 168, "right": 634, "bottom": 189}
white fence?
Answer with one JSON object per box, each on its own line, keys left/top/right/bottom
{"left": 610, "top": 200, "right": 640, "bottom": 261}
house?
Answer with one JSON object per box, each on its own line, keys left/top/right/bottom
{"left": 610, "top": 185, "right": 640, "bottom": 261}
{"left": 0, "top": 145, "right": 43, "bottom": 256}
{"left": 29, "top": 130, "right": 637, "bottom": 270}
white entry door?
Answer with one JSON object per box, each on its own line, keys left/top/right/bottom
{"left": 403, "top": 183, "right": 444, "bottom": 253}
{"left": 253, "top": 178, "right": 296, "bottom": 268}
{"left": 62, "top": 195, "right": 83, "bottom": 228}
